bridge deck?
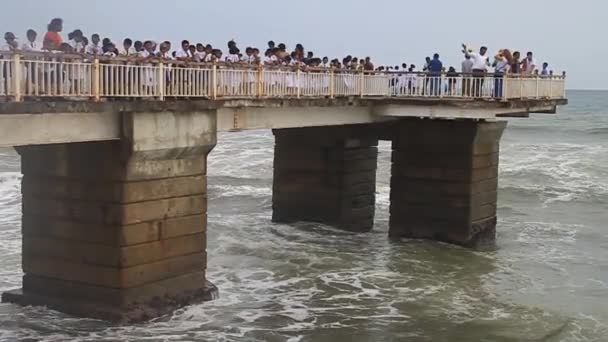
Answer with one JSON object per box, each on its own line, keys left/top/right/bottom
{"left": 0, "top": 53, "right": 567, "bottom": 147}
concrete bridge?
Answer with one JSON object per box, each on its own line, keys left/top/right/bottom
{"left": 0, "top": 53, "right": 567, "bottom": 323}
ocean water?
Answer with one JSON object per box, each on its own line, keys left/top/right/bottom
{"left": 0, "top": 90, "right": 606, "bottom": 341}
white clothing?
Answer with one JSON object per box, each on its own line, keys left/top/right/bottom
{"left": 175, "top": 49, "right": 192, "bottom": 59}
{"left": 243, "top": 55, "right": 255, "bottom": 64}
{"left": 264, "top": 55, "right": 278, "bottom": 65}
{"left": 494, "top": 59, "right": 510, "bottom": 73}
{"left": 223, "top": 54, "right": 240, "bottom": 63}
{"left": 70, "top": 40, "right": 85, "bottom": 53}
{"left": 103, "top": 51, "right": 117, "bottom": 58}
{"left": 157, "top": 51, "right": 172, "bottom": 59}
{"left": 21, "top": 41, "right": 41, "bottom": 51}
{"left": 1, "top": 43, "right": 18, "bottom": 51}
{"left": 468, "top": 52, "right": 490, "bottom": 70}
{"left": 461, "top": 59, "right": 474, "bottom": 73}
{"left": 523, "top": 58, "right": 536, "bottom": 73}
{"left": 119, "top": 46, "right": 137, "bottom": 57}
{"left": 86, "top": 44, "right": 102, "bottom": 55}
{"left": 194, "top": 51, "right": 206, "bottom": 62}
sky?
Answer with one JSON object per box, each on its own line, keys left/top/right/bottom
{"left": 0, "top": 0, "right": 604, "bottom": 90}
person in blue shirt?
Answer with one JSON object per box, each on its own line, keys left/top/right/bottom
{"left": 427, "top": 53, "right": 443, "bottom": 96}
{"left": 541, "top": 62, "right": 550, "bottom": 77}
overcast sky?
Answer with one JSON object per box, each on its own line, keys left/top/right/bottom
{"left": 0, "top": 0, "right": 604, "bottom": 89}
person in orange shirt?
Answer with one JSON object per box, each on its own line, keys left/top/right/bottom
{"left": 43, "top": 18, "right": 63, "bottom": 51}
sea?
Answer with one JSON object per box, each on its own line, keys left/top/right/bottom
{"left": 0, "top": 90, "right": 606, "bottom": 342}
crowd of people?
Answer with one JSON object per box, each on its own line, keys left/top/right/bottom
{"left": 1, "top": 18, "right": 556, "bottom": 98}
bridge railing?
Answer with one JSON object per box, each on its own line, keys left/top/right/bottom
{"left": 0, "top": 51, "right": 567, "bottom": 102}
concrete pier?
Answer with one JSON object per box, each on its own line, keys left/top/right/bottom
{"left": 0, "top": 93, "right": 566, "bottom": 322}
{"left": 2, "top": 111, "right": 217, "bottom": 323}
{"left": 272, "top": 125, "right": 378, "bottom": 232}
{"left": 389, "top": 119, "right": 506, "bottom": 249}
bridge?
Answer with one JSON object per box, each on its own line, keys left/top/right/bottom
{"left": 0, "top": 52, "right": 568, "bottom": 323}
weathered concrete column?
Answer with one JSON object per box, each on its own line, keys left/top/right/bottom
{"left": 389, "top": 119, "right": 507, "bottom": 249}
{"left": 2, "top": 111, "right": 217, "bottom": 323}
{"left": 272, "top": 125, "right": 378, "bottom": 232}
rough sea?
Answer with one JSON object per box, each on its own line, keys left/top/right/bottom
{"left": 0, "top": 90, "right": 606, "bottom": 341}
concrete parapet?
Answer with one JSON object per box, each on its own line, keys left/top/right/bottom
{"left": 272, "top": 125, "right": 379, "bottom": 232}
{"left": 389, "top": 119, "right": 507, "bottom": 249}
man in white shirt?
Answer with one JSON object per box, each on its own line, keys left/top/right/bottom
{"left": 193, "top": 43, "right": 206, "bottom": 62}
{"left": 461, "top": 55, "right": 474, "bottom": 96}
{"left": 86, "top": 34, "right": 102, "bottom": 55}
{"left": 119, "top": 38, "right": 137, "bottom": 57}
{"left": 522, "top": 51, "right": 536, "bottom": 74}
{"left": 463, "top": 44, "right": 490, "bottom": 97}
{"left": 68, "top": 29, "right": 85, "bottom": 53}
{"left": 21, "top": 29, "right": 40, "bottom": 51}
{"left": 174, "top": 40, "right": 192, "bottom": 61}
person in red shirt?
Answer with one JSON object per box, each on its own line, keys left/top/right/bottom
{"left": 43, "top": 18, "right": 63, "bottom": 51}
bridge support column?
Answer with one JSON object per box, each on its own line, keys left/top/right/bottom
{"left": 389, "top": 119, "right": 506, "bottom": 249}
{"left": 272, "top": 126, "right": 378, "bottom": 232}
{"left": 2, "top": 111, "right": 217, "bottom": 323}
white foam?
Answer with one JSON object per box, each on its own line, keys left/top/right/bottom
{"left": 500, "top": 142, "right": 608, "bottom": 204}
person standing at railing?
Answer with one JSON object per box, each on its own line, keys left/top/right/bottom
{"left": 405, "top": 65, "right": 417, "bottom": 95}
{"left": 1, "top": 32, "right": 19, "bottom": 95}
{"left": 119, "top": 39, "right": 137, "bottom": 57}
{"left": 321, "top": 56, "right": 330, "bottom": 68}
{"left": 2, "top": 32, "right": 19, "bottom": 51}
{"left": 20, "top": 30, "right": 42, "bottom": 94}
{"left": 21, "top": 30, "right": 40, "bottom": 51}
{"left": 422, "top": 56, "right": 432, "bottom": 95}
{"left": 86, "top": 34, "right": 102, "bottom": 55}
{"left": 135, "top": 40, "right": 156, "bottom": 95}
{"left": 175, "top": 40, "right": 193, "bottom": 61}
{"left": 364, "top": 57, "right": 374, "bottom": 71}
{"left": 511, "top": 51, "right": 521, "bottom": 74}
{"left": 221, "top": 46, "right": 241, "bottom": 96}
{"left": 521, "top": 51, "right": 536, "bottom": 74}
{"left": 118, "top": 38, "right": 137, "bottom": 95}
{"left": 462, "top": 44, "right": 490, "bottom": 97}
{"left": 43, "top": 18, "right": 63, "bottom": 51}
{"left": 202, "top": 45, "right": 214, "bottom": 63}
{"left": 427, "top": 53, "right": 443, "bottom": 96}
{"left": 461, "top": 55, "right": 473, "bottom": 96}
{"left": 541, "top": 62, "right": 550, "bottom": 77}
{"left": 194, "top": 44, "right": 207, "bottom": 62}
{"left": 68, "top": 30, "right": 86, "bottom": 54}
{"left": 188, "top": 45, "right": 197, "bottom": 60}
{"left": 446, "top": 66, "right": 458, "bottom": 95}
{"left": 492, "top": 49, "right": 512, "bottom": 99}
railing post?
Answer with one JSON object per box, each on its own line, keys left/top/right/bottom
{"left": 157, "top": 61, "right": 165, "bottom": 100}
{"left": 535, "top": 75, "right": 540, "bottom": 99}
{"left": 359, "top": 70, "right": 364, "bottom": 98}
{"left": 296, "top": 68, "right": 301, "bottom": 98}
{"left": 256, "top": 64, "right": 263, "bottom": 97}
{"left": 439, "top": 74, "right": 444, "bottom": 98}
{"left": 520, "top": 76, "right": 523, "bottom": 99}
{"left": 212, "top": 63, "right": 218, "bottom": 100}
{"left": 93, "top": 58, "right": 101, "bottom": 101}
{"left": 12, "top": 54, "right": 22, "bottom": 102}
{"left": 549, "top": 74, "right": 553, "bottom": 99}
{"left": 329, "top": 69, "right": 335, "bottom": 99}
{"left": 502, "top": 74, "right": 508, "bottom": 101}
{"left": 562, "top": 71, "right": 567, "bottom": 99}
